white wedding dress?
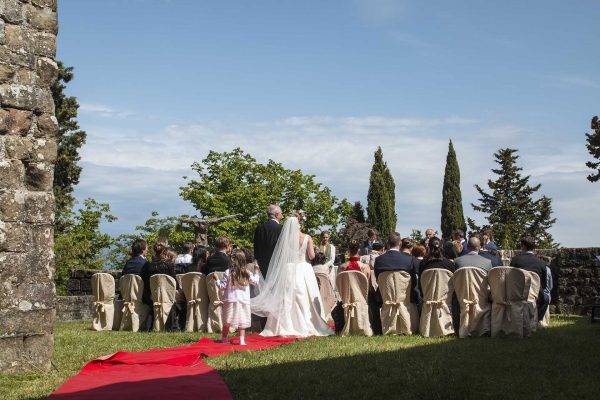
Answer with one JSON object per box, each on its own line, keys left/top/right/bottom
{"left": 251, "top": 217, "right": 333, "bottom": 337}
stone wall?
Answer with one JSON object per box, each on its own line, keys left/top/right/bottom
{"left": 55, "top": 295, "right": 93, "bottom": 321}
{"left": 67, "top": 269, "right": 122, "bottom": 297}
{"left": 0, "top": 0, "right": 58, "bottom": 373}
{"left": 499, "top": 248, "right": 600, "bottom": 314}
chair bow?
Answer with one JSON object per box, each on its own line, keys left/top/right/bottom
{"left": 342, "top": 302, "right": 358, "bottom": 317}
{"left": 212, "top": 300, "right": 223, "bottom": 307}
{"left": 122, "top": 301, "right": 135, "bottom": 314}
{"left": 425, "top": 299, "right": 450, "bottom": 317}
{"left": 463, "top": 298, "right": 478, "bottom": 313}
{"left": 188, "top": 298, "right": 202, "bottom": 305}
{"left": 93, "top": 301, "right": 106, "bottom": 313}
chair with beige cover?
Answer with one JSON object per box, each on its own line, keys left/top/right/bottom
{"left": 150, "top": 274, "right": 177, "bottom": 332}
{"left": 523, "top": 270, "right": 541, "bottom": 334}
{"left": 315, "top": 272, "right": 336, "bottom": 320}
{"left": 206, "top": 271, "right": 225, "bottom": 333}
{"left": 91, "top": 273, "right": 115, "bottom": 331}
{"left": 119, "top": 274, "right": 149, "bottom": 332}
{"left": 452, "top": 267, "right": 491, "bottom": 338}
{"left": 489, "top": 267, "right": 532, "bottom": 338}
{"left": 420, "top": 269, "right": 454, "bottom": 337}
{"left": 181, "top": 272, "right": 209, "bottom": 332}
{"left": 377, "top": 271, "right": 419, "bottom": 335}
{"left": 335, "top": 271, "right": 372, "bottom": 336}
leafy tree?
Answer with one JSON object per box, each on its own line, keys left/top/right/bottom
{"left": 350, "top": 201, "right": 366, "bottom": 223}
{"left": 409, "top": 229, "right": 424, "bottom": 243}
{"left": 441, "top": 140, "right": 467, "bottom": 239}
{"left": 106, "top": 212, "right": 195, "bottom": 269}
{"left": 180, "top": 148, "right": 351, "bottom": 246}
{"left": 585, "top": 115, "right": 600, "bottom": 182}
{"left": 54, "top": 199, "right": 116, "bottom": 294}
{"left": 367, "top": 147, "right": 397, "bottom": 238}
{"left": 51, "top": 62, "right": 87, "bottom": 234}
{"left": 468, "top": 148, "right": 557, "bottom": 249}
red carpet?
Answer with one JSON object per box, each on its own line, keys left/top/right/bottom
{"left": 49, "top": 334, "right": 300, "bottom": 400}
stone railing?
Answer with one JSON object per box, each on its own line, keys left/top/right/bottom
{"left": 66, "top": 269, "right": 122, "bottom": 297}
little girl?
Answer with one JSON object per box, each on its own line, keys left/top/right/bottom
{"left": 214, "top": 249, "right": 260, "bottom": 345}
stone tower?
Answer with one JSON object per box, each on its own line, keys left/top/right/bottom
{"left": 0, "top": 0, "right": 58, "bottom": 373}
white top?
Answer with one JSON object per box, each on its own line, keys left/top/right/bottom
{"left": 216, "top": 268, "right": 260, "bottom": 304}
{"left": 175, "top": 254, "right": 192, "bottom": 264}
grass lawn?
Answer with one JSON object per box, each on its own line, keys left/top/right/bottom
{"left": 1, "top": 316, "right": 598, "bottom": 399}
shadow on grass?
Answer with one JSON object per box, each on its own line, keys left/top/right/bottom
{"left": 213, "top": 316, "right": 600, "bottom": 400}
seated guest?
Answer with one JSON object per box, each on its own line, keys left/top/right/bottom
{"left": 338, "top": 240, "right": 371, "bottom": 280}
{"left": 121, "top": 238, "right": 148, "bottom": 275}
{"left": 420, "top": 237, "right": 456, "bottom": 275}
{"left": 452, "top": 229, "right": 468, "bottom": 256}
{"left": 141, "top": 243, "right": 184, "bottom": 331}
{"left": 510, "top": 237, "right": 549, "bottom": 321}
{"left": 443, "top": 240, "right": 460, "bottom": 261}
{"left": 372, "top": 233, "right": 420, "bottom": 334}
{"left": 411, "top": 243, "right": 426, "bottom": 261}
{"left": 175, "top": 241, "right": 194, "bottom": 273}
{"left": 187, "top": 245, "right": 209, "bottom": 273}
{"left": 479, "top": 241, "right": 502, "bottom": 267}
{"left": 454, "top": 236, "right": 493, "bottom": 272}
{"left": 205, "top": 236, "right": 232, "bottom": 274}
{"left": 312, "top": 251, "right": 329, "bottom": 275}
{"left": 481, "top": 228, "right": 497, "bottom": 250}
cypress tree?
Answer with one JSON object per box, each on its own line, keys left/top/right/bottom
{"left": 585, "top": 115, "right": 600, "bottom": 182}
{"left": 367, "top": 147, "right": 397, "bottom": 238}
{"left": 350, "top": 201, "right": 366, "bottom": 223}
{"left": 469, "top": 148, "right": 557, "bottom": 249}
{"left": 52, "top": 62, "right": 87, "bottom": 234}
{"left": 440, "top": 140, "right": 466, "bottom": 239}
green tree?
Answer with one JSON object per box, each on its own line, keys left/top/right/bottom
{"left": 51, "top": 62, "right": 87, "bottom": 234}
{"left": 180, "top": 148, "right": 351, "bottom": 246}
{"left": 585, "top": 115, "right": 600, "bottom": 182}
{"left": 409, "top": 229, "right": 424, "bottom": 243}
{"left": 367, "top": 147, "right": 397, "bottom": 238}
{"left": 468, "top": 148, "right": 557, "bottom": 249}
{"left": 106, "top": 212, "right": 195, "bottom": 269}
{"left": 440, "top": 140, "right": 466, "bottom": 239}
{"left": 54, "top": 198, "right": 116, "bottom": 294}
{"left": 350, "top": 201, "right": 366, "bottom": 223}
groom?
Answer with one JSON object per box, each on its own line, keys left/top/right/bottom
{"left": 253, "top": 204, "right": 284, "bottom": 278}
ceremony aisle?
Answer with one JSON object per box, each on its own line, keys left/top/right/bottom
{"left": 48, "top": 334, "right": 299, "bottom": 400}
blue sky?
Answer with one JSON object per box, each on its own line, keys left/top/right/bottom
{"left": 57, "top": 0, "right": 600, "bottom": 246}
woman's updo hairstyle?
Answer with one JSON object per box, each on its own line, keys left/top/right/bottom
{"left": 427, "top": 237, "right": 444, "bottom": 259}
{"left": 348, "top": 239, "right": 361, "bottom": 255}
{"left": 291, "top": 209, "right": 307, "bottom": 227}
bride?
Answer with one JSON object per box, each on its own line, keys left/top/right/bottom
{"left": 251, "top": 212, "right": 333, "bottom": 337}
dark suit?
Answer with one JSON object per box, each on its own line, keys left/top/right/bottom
{"left": 205, "top": 252, "right": 231, "bottom": 274}
{"left": 371, "top": 250, "right": 420, "bottom": 335}
{"left": 511, "top": 251, "right": 549, "bottom": 320}
{"left": 253, "top": 219, "right": 283, "bottom": 278}
{"left": 121, "top": 255, "right": 147, "bottom": 276}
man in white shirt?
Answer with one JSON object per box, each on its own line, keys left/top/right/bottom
{"left": 175, "top": 242, "right": 194, "bottom": 264}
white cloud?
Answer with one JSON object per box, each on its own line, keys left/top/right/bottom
{"left": 75, "top": 115, "right": 597, "bottom": 247}
{"left": 79, "top": 103, "right": 136, "bottom": 119}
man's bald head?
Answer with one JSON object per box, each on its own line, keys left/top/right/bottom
{"left": 467, "top": 236, "right": 481, "bottom": 252}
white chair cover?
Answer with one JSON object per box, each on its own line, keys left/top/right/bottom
{"left": 335, "top": 271, "right": 372, "bottom": 336}
{"left": 150, "top": 274, "right": 176, "bottom": 332}
{"left": 419, "top": 269, "right": 455, "bottom": 337}
{"left": 315, "top": 272, "right": 336, "bottom": 320}
{"left": 452, "top": 267, "right": 491, "bottom": 338}
{"left": 523, "top": 270, "right": 540, "bottom": 334}
{"left": 119, "top": 274, "right": 149, "bottom": 332}
{"left": 181, "top": 272, "right": 209, "bottom": 332}
{"left": 377, "top": 271, "right": 419, "bottom": 335}
{"left": 91, "top": 273, "right": 115, "bottom": 331}
{"left": 176, "top": 274, "right": 184, "bottom": 288}
{"left": 489, "top": 267, "right": 531, "bottom": 338}
{"left": 206, "top": 271, "right": 225, "bottom": 333}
